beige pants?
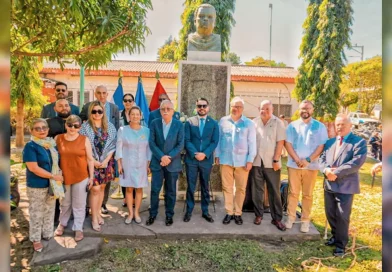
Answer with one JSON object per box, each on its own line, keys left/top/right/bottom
{"left": 221, "top": 165, "right": 250, "bottom": 216}
{"left": 287, "top": 167, "right": 318, "bottom": 222}
{"left": 27, "top": 187, "right": 56, "bottom": 242}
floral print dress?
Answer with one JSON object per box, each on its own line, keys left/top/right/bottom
{"left": 93, "top": 128, "right": 115, "bottom": 186}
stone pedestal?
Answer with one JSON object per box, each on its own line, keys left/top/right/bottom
{"left": 177, "top": 60, "right": 231, "bottom": 120}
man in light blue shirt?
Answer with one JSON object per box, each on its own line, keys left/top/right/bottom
{"left": 215, "top": 96, "right": 256, "bottom": 225}
{"left": 284, "top": 100, "right": 328, "bottom": 233}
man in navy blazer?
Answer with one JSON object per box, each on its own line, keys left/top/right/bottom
{"left": 147, "top": 100, "right": 184, "bottom": 226}
{"left": 148, "top": 93, "right": 180, "bottom": 128}
{"left": 41, "top": 82, "right": 79, "bottom": 119}
{"left": 319, "top": 114, "right": 367, "bottom": 257}
{"left": 184, "top": 98, "right": 219, "bottom": 223}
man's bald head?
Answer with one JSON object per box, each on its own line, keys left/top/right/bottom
{"left": 54, "top": 99, "right": 71, "bottom": 118}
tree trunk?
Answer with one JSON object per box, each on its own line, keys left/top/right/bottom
{"left": 15, "top": 97, "right": 25, "bottom": 147}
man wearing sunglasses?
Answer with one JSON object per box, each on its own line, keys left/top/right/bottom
{"left": 183, "top": 98, "right": 219, "bottom": 223}
{"left": 148, "top": 93, "right": 180, "bottom": 128}
{"left": 41, "top": 82, "right": 80, "bottom": 119}
{"left": 79, "top": 85, "right": 119, "bottom": 215}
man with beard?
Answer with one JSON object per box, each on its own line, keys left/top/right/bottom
{"left": 47, "top": 99, "right": 71, "bottom": 138}
{"left": 41, "top": 82, "right": 79, "bottom": 119}
{"left": 284, "top": 100, "right": 328, "bottom": 233}
{"left": 183, "top": 98, "right": 219, "bottom": 223}
{"left": 215, "top": 96, "right": 257, "bottom": 225}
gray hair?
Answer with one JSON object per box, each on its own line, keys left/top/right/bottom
{"left": 335, "top": 113, "right": 352, "bottom": 124}
{"left": 259, "top": 100, "right": 273, "bottom": 108}
{"left": 95, "top": 85, "right": 107, "bottom": 92}
{"left": 230, "top": 96, "right": 245, "bottom": 107}
{"left": 160, "top": 100, "right": 174, "bottom": 109}
{"left": 30, "top": 118, "right": 48, "bottom": 130}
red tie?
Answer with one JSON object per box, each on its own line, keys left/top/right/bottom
{"left": 339, "top": 137, "right": 344, "bottom": 146}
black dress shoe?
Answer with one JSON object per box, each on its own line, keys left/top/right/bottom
{"left": 101, "top": 204, "right": 108, "bottom": 214}
{"left": 271, "top": 219, "right": 286, "bottom": 231}
{"left": 333, "top": 247, "right": 345, "bottom": 257}
{"left": 234, "top": 215, "right": 243, "bottom": 225}
{"left": 183, "top": 213, "right": 192, "bottom": 222}
{"left": 223, "top": 214, "right": 233, "bottom": 225}
{"left": 146, "top": 216, "right": 156, "bottom": 226}
{"left": 202, "top": 213, "right": 214, "bottom": 223}
{"left": 325, "top": 237, "right": 336, "bottom": 246}
{"left": 165, "top": 217, "right": 173, "bottom": 226}
{"left": 85, "top": 207, "right": 90, "bottom": 218}
{"left": 122, "top": 202, "right": 127, "bottom": 208}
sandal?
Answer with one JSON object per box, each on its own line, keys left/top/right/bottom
{"left": 33, "top": 241, "right": 43, "bottom": 252}
{"left": 54, "top": 225, "right": 65, "bottom": 236}
{"left": 91, "top": 221, "right": 101, "bottom": 232}
{"left": 75, "top": 231, "right": 84, "bottom": 242}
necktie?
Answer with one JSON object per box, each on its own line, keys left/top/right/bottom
{"left": 199, "top": 118, "right": 205, "bottom": 136}
{"left": 339, "top": 136, "right": 344, "bottom": 146}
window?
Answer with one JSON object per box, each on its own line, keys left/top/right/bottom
{"left": 77, "top": 91, "right": 90, "bottom": 105}
{"left": 272, "top": 104, "right": 292, "bottom": 117}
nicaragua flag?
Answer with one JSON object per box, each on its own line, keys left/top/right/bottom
{"left": 135, "top": 76, "right": 150, "bottom": 125}
{"left": 111, "top": 76, "right": 124, "bottom": 111}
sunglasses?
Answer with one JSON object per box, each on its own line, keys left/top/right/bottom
{"left": 66, "top": 123, "right": 81, "bottom": 129}
{"left": 197, "top": 104, "right": 208, "bottom": 109}
{"left": 91, "top": 110, "right": 103, "bottom": 115}
{"left": 123, "top": 99, "right": 134, "bottom": 103}
{"left": 56, "top": 89, "right": 66, "bottom": 93}
{"left": 160, "top": 107, "right": 173, "bottom": 112}
{"left": 33, "top": 126, "right": 48, "bottom": 132}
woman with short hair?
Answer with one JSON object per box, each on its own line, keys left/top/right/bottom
{"left": 54, "top": 115, "right": 94, "bottom": 241}
{"left": 80, "top": 101, "right": 117, "bottom": 232}
{"left": 23, "top": 118, "right": 63, "bottom": 252}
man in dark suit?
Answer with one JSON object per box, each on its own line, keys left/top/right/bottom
{"left": 148, "top": 93, "right": 180, "bottom": 128}
{"left": 183, "top": 98, "right": 219, "bottom": 223}
{"left": 147, "top": 100, "right": 184, "bottom": 226}
{"left": 79, "top": 85, "right": 119, "bottom": 214}
{"left": 47, "top": 99, "right": 71, "bottom": 138}
{"left": 41, "top": 82, "right": 79, "bottom": 119}
{"left": 319, "top": 114, "right": 367, "bottom": 257}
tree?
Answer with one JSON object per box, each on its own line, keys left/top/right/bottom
{"left": 225, "top": 52, "right": 241, "bottom": 64}
{"left": 11, "top": 0, "right": 152, "bottom": 147}
{"left": 244, "top": 56, "right": 287, "bottom": 67}
{"left": 293, "top": 0, "right": 353, "bottom": 121}
{"left": 157, "top": 36, "right": 179, "bottom": 62}
{"left": 340, "top": 56, "right": 382, "bottom": 115}
{"left": 175, "top": 0, "right": 236, "bottom": 62}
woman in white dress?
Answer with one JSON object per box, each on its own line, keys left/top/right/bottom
{"left": 116, "top": 106, "right": 152, "bottom": 224}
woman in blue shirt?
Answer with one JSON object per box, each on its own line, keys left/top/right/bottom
{"left": 23, "top": 118, "right": 63, "bottom": 252}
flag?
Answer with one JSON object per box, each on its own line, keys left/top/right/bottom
{"left": 149, "top": 71, "right": 167, "bottom": 111}
{"left": 135, "top": 76, "right": 150, "bottom": 125}
{"left": 111, "top": 72, "right": 124, "bottom": 111}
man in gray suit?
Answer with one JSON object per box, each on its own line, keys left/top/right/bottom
{"left": 80, "top": 85, "right": 119, "bottom": 215}
{"left": 319, "top": 114, "right": 367, "bottom": 257}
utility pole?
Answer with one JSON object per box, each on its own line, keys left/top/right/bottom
{"left": 269, "top": 3, "right": 273, "bottom": 66}
{"left": 79, "top": 66, "right": 85, "bottom": 109}
{"left": 349, "top": 44, "right": 364, "bottom": 61}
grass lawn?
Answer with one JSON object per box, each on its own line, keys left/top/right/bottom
{"left": 33, "top": 158, "right": 382, "bottom": 272}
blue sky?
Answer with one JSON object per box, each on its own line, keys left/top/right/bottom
{"left": 114, "top": 0, "right": 381, "bottom": 68}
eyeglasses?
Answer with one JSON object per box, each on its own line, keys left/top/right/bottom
{"left": 197, "top": 104, "right": 208, "bottom": 109}
{"left": 66, "top": 123, "right": 81, "bottom": 129}
{"left": 159, "top": 98, "right": 168, "bottom": 102}
{"left": 56, "top": 89, "right": 66, "bottom": 93}
{"left": 231, "top": 105, "right": 243, "bottom": 109}
{"left": 33, "top": 126, "right": 48, "bottom": 132}
{"left": 91, "top": 110, "right": 104, "bottom": 115}
{"left": 160, "top": 107, "right": 173, "bottom": 112}
{"left": 123, "top": 99, "right": 134, "bottom": 103}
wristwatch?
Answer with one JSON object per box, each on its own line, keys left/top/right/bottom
{"left": 273, "top": 159, "right": 279, "bottom": 163}
{"left": 306, "top": 157, "right": 311, "bottom": 163}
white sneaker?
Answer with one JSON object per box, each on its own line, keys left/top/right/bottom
{"left": 284, "top": 218, "right": 294, "bottom": 229}
{"left": 300, "top": 221, "right": 310, "bottom": 233}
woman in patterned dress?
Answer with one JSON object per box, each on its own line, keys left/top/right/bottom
{"left": 116, "top": 106, "right": 151, "bottom": 224}
{"left": 80, "top": 101, "right": 117, "bottom": 232}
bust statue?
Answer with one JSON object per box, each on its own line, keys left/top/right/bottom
{"left": 187, "top": 4, "right": 221, "bottom": 52}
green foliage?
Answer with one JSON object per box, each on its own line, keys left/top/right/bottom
{"left": 157, "top": 36, "right": 179, "bottom": 62}
{"left": 176, "top": 0, "right": 236, "bottom": 62}
{"left": 340, "top": 56, "right": 382, "bottom": 114}
{"left": 294, "top": 0, "right": 353, "bottom": 120}
{"left": 244, "top": 56, "right": 287, "bottom": 67}
{"left": 225, "top": 52, "right": 241, "bottom": 64}
{"left": 11, "top": 0, "right": 153, "bottom": 69}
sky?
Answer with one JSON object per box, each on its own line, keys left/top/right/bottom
{"left": 114, "top": 0, "right": 382, "bottom": 68}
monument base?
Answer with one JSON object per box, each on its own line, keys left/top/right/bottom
{"left": 187, "top": 51, "right": 221, "bottom": 62}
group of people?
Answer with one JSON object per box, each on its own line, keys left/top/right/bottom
{"left": 23, "top": 82, "right": 367, "bottom": 257}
